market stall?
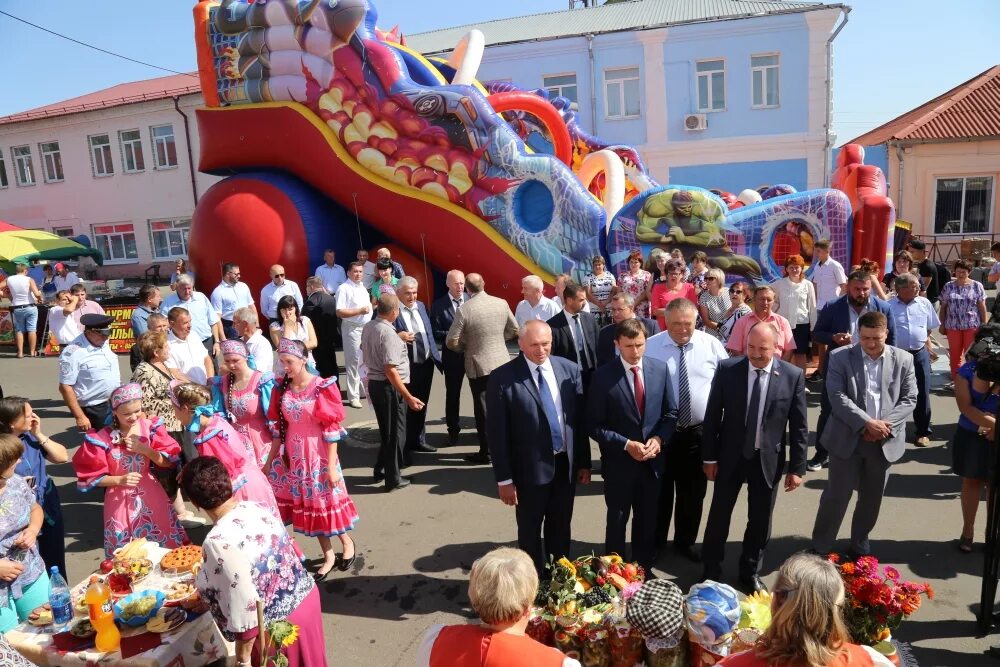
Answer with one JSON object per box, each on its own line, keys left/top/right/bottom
{"left": 6, "top": 542, "right": 233, "bottom": 666}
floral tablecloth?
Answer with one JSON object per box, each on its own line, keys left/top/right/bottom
{"left": 6, "top": 546, "right": 234, "bottom": 666}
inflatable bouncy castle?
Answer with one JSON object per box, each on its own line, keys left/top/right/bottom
{"left": 188, "top": 0, "right": 893, "bottom": 303}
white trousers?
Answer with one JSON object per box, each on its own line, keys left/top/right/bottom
{"left": 341, "top": 320, "right": 366, "bottom": 400}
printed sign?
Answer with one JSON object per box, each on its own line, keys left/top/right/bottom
{"left": 103, "top": 304, "right": 138, "bottom": 354}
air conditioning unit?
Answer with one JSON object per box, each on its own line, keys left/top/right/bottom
{"left": 684, "top": 113, "right": 708, "bottom": 131}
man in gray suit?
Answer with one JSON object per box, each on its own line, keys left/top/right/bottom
{"left": 811, "top": 311, "right": 917, "bottom": 559}
{"left": 447, "top": 273, "right": 519, "bottom": 464}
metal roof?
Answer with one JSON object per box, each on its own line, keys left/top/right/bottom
{"left": 0, "top": 73, "right": 201, "bottom": 127}
{"left": 406, "top": 0, "right": 841, "bottom": 54}
{"left": 848, "top": 65, "right": 1000, "bottom": 145}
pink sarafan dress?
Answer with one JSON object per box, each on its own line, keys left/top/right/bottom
{"left": 210, "top": 371, "right": 275, "bottom": 467}
{"left": 192, "top": 414, "right": 281, "bottom": 521}
{"left": 268, "top": 376, "right": 359, "bottom": 536}
{"left": 72, "top": 418, "right": 188, "bottom": 558}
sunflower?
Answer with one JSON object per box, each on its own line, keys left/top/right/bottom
{"left": 557, "top": 557, "right": 577, "bottom": 577}
{"left": 267, "top": 620, "right": 300, "bottom": 648}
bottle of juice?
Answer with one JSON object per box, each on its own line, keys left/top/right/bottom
{"left": 85, "top": 579, "right": 120, "bottom": 653}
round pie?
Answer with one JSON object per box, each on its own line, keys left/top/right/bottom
{"left": 159, "top": 545, "right": 203, "bottom": 573}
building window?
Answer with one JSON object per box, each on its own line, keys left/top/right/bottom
{"left": 119, "top": 130, "right": 145, "bottom": 173}
{"left": 751, "top": 54, "right": 780, "bottom": 108}
{"left": 543, "top": 74, "right": 578, "bottom": 105}
{"left": 604, "top": 67, "right": 640, "bottom": 119}
{"left": 39, "top": 142, "right": 64, "bottom": 183}
{"left": 93, "top": 223, "right": 138, "bottom": 262}
{"left": 151, "top": 124, "right": 178, "bottom": 169}
{"left": 0, "top": 154, "right": 8, "bottom": 188}
{"left": 149, "top": 218, "right": 191, "bottom": 259}
{"left": 696, "top": 59, "right": 726, "bottom": 112}
{"left": 52, "top": 226, "right": 74, "bottom": 237}
{"left": 11, "top": 146, "right": 36, "bottom": 186}
{"left": 89, "top": 134, "right": 114, "bottom": 177}
{"left": 934, "top": 176, "right": 994, "bottom": 234}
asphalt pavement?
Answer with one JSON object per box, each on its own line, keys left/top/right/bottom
{"left": 1, "top": 344, "right": 997, "bottom": 666}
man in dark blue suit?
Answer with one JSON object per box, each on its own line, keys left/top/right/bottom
{"left": 809, "top": 269, "right": 896, "bottom": 470}
{"left": 701, "top": 322, "right": 808, "bottom": 592}
{"left": 589, "top": 319, "right": 676, "bottom": 573}
{"left": 487, "top": 320, "right": 592, "bottom": 575}
{"left": 547, "top": 282, "right": 600, "bottom": 388}
{"left": 393, "top": 277, "right": 443, "bottom": 459}
{"left": 430, "top": 270, "right": 468, "bottom": 445}
{"left": 596, "top": 293, "right": 659, "bottom": 366}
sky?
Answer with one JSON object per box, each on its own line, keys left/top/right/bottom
{"left": 1, "top": 0, "right": 998, "bottom": 144}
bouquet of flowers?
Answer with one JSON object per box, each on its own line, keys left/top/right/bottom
{"left": 828, "top": 554, "right": 934, "bottom": 645}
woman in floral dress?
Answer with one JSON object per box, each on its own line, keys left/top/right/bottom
{"left": 266, "top": 338, "right": 358, "bottom": 581}
{"left": 939, "top": 259, "right": 988, "bottom": 378}
{"left": 171, "top": 382, "right": 280, "bottom": 520}
{"left": 182, "top": 456, "right": 326, "bottom": 667}
{"left": 72, "top": 383, "right": 187, "bottom": 558}
{"left": 617, "top": 250, "right": 652, "bottom": 319}
{"left": 210, "top": 339, "right": 275, "bottom": 467}
{"left": 585, "top": 257, "right": 618, "bottom": 326}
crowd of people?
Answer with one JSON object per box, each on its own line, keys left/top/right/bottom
{"left": 0, "top": 237, "right": 998, "bottom": 666}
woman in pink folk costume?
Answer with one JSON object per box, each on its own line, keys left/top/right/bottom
{"left": 72, "top": 383, "right": 187, "bottom": 557}
{"left": 170, "top": 382, "right": 281, "bottom": 522}
{"left": 266, "top": 338, "right": 358, "bottom": 581}
{"left": 209, "top": 339, "right": 275, "bottom": 467}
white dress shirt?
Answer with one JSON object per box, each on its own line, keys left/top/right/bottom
{"left": 244, "top": 329, "right": 274, "bottom": 374}
{"left": 315, "top": 263, "right": 347, "bottom": 295}
{"left": 746, "top": 359, "right": 773, "bottom": 452}
{"left": 497, "top": 358, "right": 564, "bottom": 487}
{"left": 260, "top": 280, "right": 304, "bottom": 320}
{"left": 335, "top": 280, "right": 372, "bottom": 325}
{"left": 210, "top": 280, "right": 254, "bottom": 320}
{"left": 166, "top": 332, "right": 210, "bottom": 385}
{"left": 644, "top": 330, "right": 727, "bottom": 426}
{"left": 362, "top": 261, "right": 377, "bottom": 289}
{"left": 401, "top": 303, "right": 430, "bottom": 362}
{"left": 863, "top": 351, "right": 884, "bottom": 420}
{"left": 48, "top": 305, "right": 81, "bottom": 344}
{"left": 812, "top": 258, "right": 847, "bottom": 308}
{"left": 515, "top": 297, "right": 561, "bottom": 328}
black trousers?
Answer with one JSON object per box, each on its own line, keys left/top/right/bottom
{"left": 221, "top": 319, "right": 239, "bottom": 340}
{"left": 515, "top": 454, "right": 575, "bottom": 576}
{"left": 469, "top": 375, "right": 490, "bottom": 455}
{"left": 702, "top": 451, "right": 782, "bottom": 578}
{"left": 404, "top": 358, "right": 435, "bottom": 451}
{"left": 909, "top": 346, "right": 932, "bottom": 437}
{"left": 313, "top": 337, "right": 341, "bottom": 380}
{"left": 604, "top": 457, "right": 661, "bottom": 571}
{"left": 37, "top": 481, "right": 66, "bottom": 580}
{"left": 82, "top": 402, "right": 110, "bottom": 430}
{"left": 656, "top": 425, "right": 708, "bottom": 548}
{"left": 369, "top": 379, "right": 405, "bottom": 487}
{"left": 442, "top": 353, "right": 466, "bottom": 433}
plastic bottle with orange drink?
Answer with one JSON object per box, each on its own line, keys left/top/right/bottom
{"left": 85, "top": 579, "right": 121, "bottom": 652}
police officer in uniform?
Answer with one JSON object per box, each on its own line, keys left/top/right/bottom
{"left": 57, "top": 313, "right": 121, "bottom": 430}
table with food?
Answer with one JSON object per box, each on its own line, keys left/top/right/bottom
{"left": 6, "top": 539, "right": 234, "bottom": 666}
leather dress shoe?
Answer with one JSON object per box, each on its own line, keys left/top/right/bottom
{"left": 410, "top": 443, "right": 438, "bottom": 453}
{"left": 674, "top": 544, "right": 702, "bottom": 563}
{"left": 464, "top": 452, "right": 491, "bottom": 465}
{"left": 447, "top": 429, "right": 460, "bottom": 446}
{"left": 373, "top": 470, "right": 385, "bottom": 484}
{"left": 701, "top": 565, "right": 723, "bottom": 582}
{"left": 385, "top": 477, "right": 411, "bottom": 492}
{"left": 740, "top": 575, "right": 768, "bottom": 593}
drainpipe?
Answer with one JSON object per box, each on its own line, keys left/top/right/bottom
{"left": 892, "top": 140, "right": 905, "bottom": 219}
{"left": 823, "top": 7, "right": 850, "bottom": 187}
{"left": 587, "top": 34, "right": 597, "bottom": 132}
{"left": 173, "top": 96, "right": 199, "bottom": 207}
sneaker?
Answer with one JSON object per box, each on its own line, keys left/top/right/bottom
{"left": 915, "top": 436, "right": 931, "bottom": 447}
{"left": 806, "top": 454, "right": 828, "bottom": 472}
{"left": 348, "top": 398, "right": 363, "bottom": 409}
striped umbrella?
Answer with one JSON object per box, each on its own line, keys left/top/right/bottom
{"left": 0, "top": 220, "right": 103, "bottom": 273}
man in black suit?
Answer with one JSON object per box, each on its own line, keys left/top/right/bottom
{"left": 430, "top": 270, "right": 468, "bottom": 445}
{"left": 487, "top": 320, "right": 592, "bottom": 575}
{"left": 393, "top": 276, "right": 443, "bottom": 459}
{"left": 596, "top": 293, "right": 659, "bottom": 366}
{"left": 547, "top": 282, "right": 599, "bottom": 388}
{"left": 701, "top": 322, "right": 808, "bottom": 592}
{"left": 302, "top": 277, "right": 341, "bottom": 379}
{"left": 589, "top": 319, "right": 676, "bottom": 573}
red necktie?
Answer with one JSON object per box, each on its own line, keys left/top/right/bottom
{"left": 631, "top": 366, "right": 645, "bottom": 419}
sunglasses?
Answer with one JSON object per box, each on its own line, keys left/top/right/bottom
{"left": 273, "top": 274, "right": 285, "bottom": 279}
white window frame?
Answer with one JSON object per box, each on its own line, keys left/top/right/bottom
{"left": 0, "top": 153, "right": 8, "bottom": 189}
{"left": 543, "top": 73, "right": 579, "bottom": 105}
{"left": 39, "top": 141, "right": 64, "bottom": 183}
{"left": 118, "top": 129, "right": 145, "bottom": 173}
{"left": 11, "top": 145, "right": 36, "bottom": 186}
{"left": 751, "top": 53, "right": 780, "bottom": 109}
{"left": 88, "top": 134, "right": 114, "bottom": 178}
{"left": 696, "top": 59, "right": 726, "bottom": 112}
{"left": 92, "top": 222, "right": 139, "bottom": 264}
{"left": 150, "top": 124, "right": 178, "bottom": 169}
{"left": 603, "top": 67, "right": 641, "bottom": 120}
{"left": 148, "top": 218, "right": 191, "bottom": 259}
{"left": 52, "top": 226, "right": 75, "bottom": 238}
{"left": 932, "top": 175, "right": 995, "bottom": 235}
